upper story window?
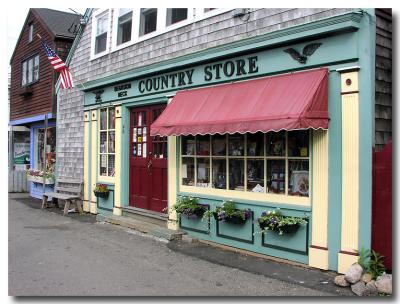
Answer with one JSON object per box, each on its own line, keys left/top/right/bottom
{"left": 117, "top": 8, "right": 133, "bottom": 45}
{"left": 204, "top": 8, "right": 216, "bottom": 13}
{"left": 139, "top": 8, "right": 158, "bottom": 36}
{"left": 21, "top": 54, "right": 39, "bottom": 86}
{"left": 95, "top": 12, "right": 109, "bottom": 54}
{"left": 166, "top": 8, "right": 188, "bottom": 26}
{"left": 28, "top": 24, "right": 34, "bottom": 43}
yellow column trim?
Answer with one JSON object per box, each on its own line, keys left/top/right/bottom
{"left": 113, "top": 106, "right": 122, "bottom": 216}
{"left": 338, "top": 70, "right": 360, "bottom": 273}
{"left": 167, "top": 135, "right": 178, "bottom": 230}
{"left": 309, "top": 129, "right": 329, "bottom": 270}
{"left": 83, "top": 111, "right": 90, "bottom": 212}
{"left": 90, "top": 109, "right": 98, "bottom": 214}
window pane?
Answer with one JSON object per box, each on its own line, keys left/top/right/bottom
{"left": 108, "top": 155, "right": 115, "bottom": 177}
{"left": 228, "top": 134, "right": 244, "bottom": 156}
{"left": 100, "top": 154, "right": 107, "bottom": 176}
{"left": 95, "top": 32, "right": 107, "bottom": 54}
{"left": 289, "top": 160, "right": 309, "bottom": 197}
{"left": 247, "top": 132, "right": 264, "bottom": 156}
{"left": 196, "top": 157, "right": 210, "bottom": 187}
{"left": 108, "top": 131, "right": 115, "bottom": 153}
{"left": 166, "top": 8, "right": 188, "bottom": 26}
{"left": 108, "top": 108, "right": 115, "bottom": 129}
{"left": 212, "top": 134, "right": 226, "bottom": 156}
{"left": 247, "top": 159, "right": 264, "bottom": 192}
{"left": 182, "top": 157, "right": 195, "bottom": 186}
{"left": 212, "top": 159, "right": 226, "bottom": 189}
{"left": 140, "top": 8, "right": 157, "bottom": 36}
{"left": 100, "top": 132, "right": 107, "bottom": 153}
{"left": 27, "top": 58, "right": 33, "bottom": 83}
{"left": 117, "top": 11, "right": 132, "bottom": 45}
{"left": 266, "top": 131, "right": 285, "bottom": 156}
{"left": 267, "top": 159, "right": 285, "bottom": 194}
{"left": 29, "top": 24, "right": 33, "bottom": 42}
{"left": 22, "top": 61, "right": 27, "bottom": 85}
{"left": 229, "top": 159, "right": 244, "bottom": 191}
{"left": 181, "top": 136, "right": 195, "bottom": 155}
{"left": 33, "top": 55, "right": 39, "bottom": 81}
{"left": 100, "top": 109, "right": 107, "bottom": 130}
{"left": 97, "top": 13, "right": 108, "bottom": 35}
{"left": 196, "top": 135, "right": 210, "bottom": 156}
{"left": 288, "top": 130, "right": 309, "bottom": 157}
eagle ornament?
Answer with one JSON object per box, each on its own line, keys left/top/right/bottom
{"left": 283, "top": 43, "right": 322, "bottom": 64}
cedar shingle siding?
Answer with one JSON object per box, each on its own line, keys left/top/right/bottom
{"left": 56, "top": 8, "right": 355, "bottom": 179}
{"left": 374, "top": 8, "right": 392, "bottom": 151}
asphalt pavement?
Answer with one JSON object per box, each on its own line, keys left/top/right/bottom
{"left": 8, "top": 194, "right": 353, "bottom": 297}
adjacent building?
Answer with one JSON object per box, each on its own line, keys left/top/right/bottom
{"left": 57, "top": 8, "right": 392, "bottom": 273}
{"left": 9, "top": 8, "right": 80, "bottom": 198}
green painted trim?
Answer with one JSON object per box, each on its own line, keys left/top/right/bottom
{"left": 88, "top": 113, "right": 92, "bottom": 203}
{"left": 121, "top": 105, "right": 130, "bottom": 207}
{"left": 81, "top": 11, "right": 363, "bottom": 91}
{"left": 326, "top": 70, "right": 342, "bottom": 271}
{"left": 178, "top": 191, "right": 312, "bottom": 212}
{"left": 357, "top": 10, "right": 375, "bottom": 253}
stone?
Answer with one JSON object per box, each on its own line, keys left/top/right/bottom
{"left": 375, "top": 274, "right": 392, "bottom": 294}
{"left": 181, "top": 234, "right": 198, "bottom": 243}
{"left": 345, "top": 263, "right": 363, "bottom": 284}
{"left": 351, "top": 281, "right": 367, "bottom": 296}
{"left": 365, "top": 280, "right": 379, "bottom": 296}
{"left": 361, "top": 273, "right": 373, "bottom": 283}
{"left": 334, "top": 275, "right": 350, "bottom": 287}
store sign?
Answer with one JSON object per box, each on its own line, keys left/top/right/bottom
{"left": 13, "top": 143, "right": 30, "bottom": 164}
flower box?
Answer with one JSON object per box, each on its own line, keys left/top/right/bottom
{"left": 258, "top": 221, "right": 300, "bottom": 234}
{"left": 94, "top": 191, "right": 109, "bottom": 198}
{"left": 27, "top": 174, "right": 55, "bottom": 184}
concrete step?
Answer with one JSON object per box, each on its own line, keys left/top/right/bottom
{"left": 97, "top": 214, "right": 186, "bottom": 241}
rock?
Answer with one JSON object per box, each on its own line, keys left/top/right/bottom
{"left": 351, "top": 281, "right": 367, "bottom": 296}
{"left": 375, "top": 274, "right": 392, "bottom": 294}
{"left": 345, "top": 263, "right": 363, "bottom": 284}
{"left": 334, "top": 275, "right": 350, "bottom": 287}
{"left": 361, "top": 273, "right": 373, "bottom": 283}
{"left": 365, "top": 280, "right": 379, "bottom": 296}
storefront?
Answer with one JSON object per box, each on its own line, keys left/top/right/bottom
{"left": 82, "top": 11, "right": 375, "bottom": 273}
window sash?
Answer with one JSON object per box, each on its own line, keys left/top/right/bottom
{"left": 99, "top": 108, "right": 116, "bottom": 177}
{"left": 139, "top": 8, "right": 158, "bottom": 36}
{"left": 22, "top": 55, "right": 39, "bottom": 86}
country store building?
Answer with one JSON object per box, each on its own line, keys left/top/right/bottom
{"left": 57, "top": 8, "right": 392, "bottom": 273}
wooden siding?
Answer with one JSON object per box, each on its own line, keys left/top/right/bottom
{"left": 375, "top": 9, "right": 392, "bottom": 151}
{"left": 56, "top": 8, "right": 354, "bottom": 180}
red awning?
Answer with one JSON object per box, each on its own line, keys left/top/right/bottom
{"left": 151, "top": 68, "right": 329, "bottom": 136}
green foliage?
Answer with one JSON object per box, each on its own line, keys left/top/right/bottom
{"left": 369, "top": 250, "right": 385, "bottom": 280}
{"left": 356, "top": 247, "right": 386, "bottom": 280}
{"left": 171, "top": 196, "right": 206, "bottom": 217}
{"left": 204, "top": 201, "right": 251, "bottom": 222}
{"left": 257, "top": 208, "right": 307, "bottom": 235}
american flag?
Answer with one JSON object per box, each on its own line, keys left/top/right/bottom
{"left": 40, "top": 39, "right": 74, "bottom": 90}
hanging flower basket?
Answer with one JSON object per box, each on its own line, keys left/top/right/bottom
{"left": 93, "top": 184, "right": 109, "bottom": 198}
{"left": 171, "top": 196, "right": 208, "bottom": 220}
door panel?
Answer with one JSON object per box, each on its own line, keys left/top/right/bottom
{"left": 129, "top": 104, "right": 168, "bottom": 213}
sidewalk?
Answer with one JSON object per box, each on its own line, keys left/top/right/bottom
{"left": 10, "top": 194, "right": 353, "bottom": 296}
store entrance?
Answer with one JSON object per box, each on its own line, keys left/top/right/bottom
{"left": 129, "top": 104, "right": 168, "bottom": 213}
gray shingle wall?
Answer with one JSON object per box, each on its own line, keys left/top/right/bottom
{"left": 374, "top": 9, "right": 392, "bottom": 151}
{"left": 56, "top": 8, "right": 354, "bottom": 180}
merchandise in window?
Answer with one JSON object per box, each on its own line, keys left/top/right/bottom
{"left": 21, "top": 54, "right": 39, "bottom": 86}
{"left": 180, "top": 130, "right": 310, "bottom": 197}
{"left": 35, "top": 127, "right": 56, "bottom": 173}
{"left": 140, "top": 8, "right": 157, "bottom": 36}
{"left": 166, "top": 8, "right": 188, "bottom": 26}
{"left": 117, "top": 9, "right": 133, "bottom": 45}
{"left": 95, "top": 12, "right": 108, "bottom": 54}
{"left": 99, "top": 107, "right": 116, "bottom": 177}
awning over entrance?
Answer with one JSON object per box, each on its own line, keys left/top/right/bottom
{"left": 150, "top": 68, "right": 329, "bottom": 136}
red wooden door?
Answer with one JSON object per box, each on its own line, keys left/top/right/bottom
{"left": 129, "top": 104, "right": 168, "bottom": 213}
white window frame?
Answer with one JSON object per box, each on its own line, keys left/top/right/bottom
{"left": 90, "top": 8, "right": 112, "bottom": 60}
{"left": 111, "top": 8, "right": 134, "bottom": 51}
{"left": 21, "top": 54, "right": 39, "bottom": 86}
{"left": 194, "top": 8, "right": 233, "bottom": 21}
{"left": 98, "top": 107, "right": 116, "bottom": 182}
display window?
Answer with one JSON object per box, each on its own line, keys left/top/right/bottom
{"left": 35, "top": 127, "right": 56, "bottom": 173}
{"left": 180, "top": 130, "right": 310, "bottom": 197}
{"left": 99, "top": 107, "right": 116, "bottom": 177}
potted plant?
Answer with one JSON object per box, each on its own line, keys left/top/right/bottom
{"left": 257, "top": 208, "right": 307, "bottom": 235}
{"left": 93, "top": 183, "right": 109, "bottom": 198}
{"left": 171, "top": 196, "right": 208, "bottom": 219}
{"left": 205, "top": 201, "right": 252, "bottom": 225}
